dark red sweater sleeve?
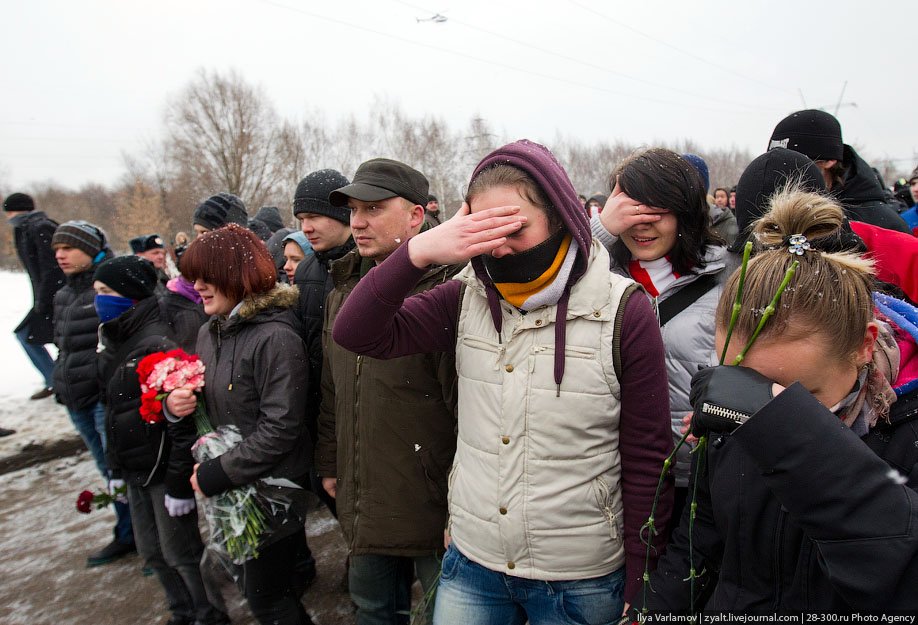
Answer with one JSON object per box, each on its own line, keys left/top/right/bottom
{"left": 618, "top": 291, "right": 674, "bottom": 602}
{"left": 333, "top": 242, "right": 461, "bottom": 357}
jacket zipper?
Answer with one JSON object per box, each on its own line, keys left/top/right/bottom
{"left": 701, "top": 402, "right": 751, "bottom": 426}
{"left": 351, "top": 355, "right": 363, "bottom": 551}
{"left": 58, "top": 292, "right": 77, "bottom": 403}
{"left": 772, "top": 507, "right": 787, "bottom": 609}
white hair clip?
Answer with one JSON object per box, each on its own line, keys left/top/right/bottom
{"left": 786, "top": 234, "right": 811, "bottom": 256}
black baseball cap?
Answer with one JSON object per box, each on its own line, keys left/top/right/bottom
{"left": 329, "top": 158, "right": 429, "bottom": 208}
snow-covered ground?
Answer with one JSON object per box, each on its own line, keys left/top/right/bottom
{"left": 0, "top": 270, "right": 354, "bottom": 624}
{"left": 0, "top": 270, "right": 74, "bottom": 465}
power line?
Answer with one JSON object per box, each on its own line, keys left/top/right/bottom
{"left": 566, "top": 0, "right": 796, "bottom": 98}
{"left": 253, "top": 0, "right": 778, "bottom": 116}
{"left": 392, "top": 0, "right": 785, "bottom": 113}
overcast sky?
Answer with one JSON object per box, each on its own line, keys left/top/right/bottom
{"left": 2, "top": 0, "right": 915, "bottom": 191}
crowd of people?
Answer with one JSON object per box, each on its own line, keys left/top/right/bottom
{"left": 3, "top": 107, "right": 918, "bottom": 624}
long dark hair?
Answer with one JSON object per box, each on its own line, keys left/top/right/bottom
{"left": 609, "top": 148, "right": 721, "bottom": 274}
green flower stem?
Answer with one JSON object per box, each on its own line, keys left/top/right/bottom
{"left": 731, "top": 260, "right": 799, "bottom": 366}
{"left": 640, "top": 428, "right": 691, "bottom": 613}
{"left": 719, "top": 241, "right": 752, "bottom": 365}
{"left": 687, "top": 435, "right": 707, "bottom": 614}
{"left": 640, "top": 248, "right": 797, "bottom": 615}
{"left": 192, "top": 401, "right": 213, "bottom": 436}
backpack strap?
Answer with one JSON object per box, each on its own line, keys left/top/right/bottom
{"left": 455, "top": 281, "right": 468, "bottom": 343}
{"left": 612, "top": 283, "right": 641, "bottom": 381}
{"left": 658, "top": 274, "right": 718, "bottom": 327}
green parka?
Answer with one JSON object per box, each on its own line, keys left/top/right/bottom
{"left": 316, "top": 250, "right": 460, "bottom": 557}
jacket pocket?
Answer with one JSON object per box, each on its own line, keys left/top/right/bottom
{"left": 417, "top": 446, "right": 448, "bottom": 507}
{"left": 590, "top": 475, "right": 620, "bottom": 540}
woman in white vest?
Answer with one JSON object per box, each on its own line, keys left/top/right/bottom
{"left": 331, "top": 140, "right": 674, "bottom": 623}
{"left": 591, "top": 148, "right": 728, "bottom": 522}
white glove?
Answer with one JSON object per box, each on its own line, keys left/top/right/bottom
{"left": 108, "top": 479, "right": 128, "bottom": 503}
{"left": 164, "top": 494, "right": 196, "bottom": 517}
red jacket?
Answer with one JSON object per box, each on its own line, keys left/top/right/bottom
{"left": 850, "top": 220, "right": 918, "bottom": 303}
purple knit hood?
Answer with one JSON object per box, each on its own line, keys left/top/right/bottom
{"left": 469, "top": 139, "right": 592, "bottom": 392}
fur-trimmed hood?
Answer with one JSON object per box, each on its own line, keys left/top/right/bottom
{"left": 238, "top": 282, "right": 299, "bottom": 319}
{"left": 212, "top": 282, "right": 301, "bottom": 338}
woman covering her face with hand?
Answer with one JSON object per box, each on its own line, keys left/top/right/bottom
{"left": 165, "top": 223, "right": 314, "bottom": 625}
{"left": 330, "top": 140, "right": 674, "bottom": 622}
{"left": 593, "top": 148, "right": 726, "bottom": 520}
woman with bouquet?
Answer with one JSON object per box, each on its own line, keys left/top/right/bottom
{"left": 164, "top": 223, "right": 314, "bottom": 625}
{"left": 94, "top": 255, "right": 228, "bottom": 625}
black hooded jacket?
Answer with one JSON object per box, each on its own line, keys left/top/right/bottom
{"left": 293, "top": 238, "right": 356, "bottom": 443}
{"left": 837, "top": 145, "right": 909, "bottom": 233}
{"left": 644, "top": 384, "right": 918, "bottom": 613}
{"left": 98, "top": 297, "right": 196, "bottom": 497}
{"left": 12, "top": 211, "right": 64, "bottom": 345}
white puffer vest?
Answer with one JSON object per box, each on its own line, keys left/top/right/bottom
{"left": 449, "top": 241, "right": 636, "bottom": 580}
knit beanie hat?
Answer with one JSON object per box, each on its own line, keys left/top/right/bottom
{"left": 93, "top": 256, "right": 158, "bottom": 301}
{"left": 193, "top": 192, "right": 249, "bottom": 231}
{"left": 329, "top": 159, "right": 428, "bottom": 208}
{"left": 768, "top": 109, "right": 844, "bottom": 162}
{"left": 247, "top": 218, "right": 273, "bottom": 241}
{"left": 253, "top": 206, "right": 285, "bottom": 232}
{"left": 682, "top": 154, "right": 711, "bottom": 191}
{"left": 293, "top": 169, "right": 351, "bottom": 223}
{"left": 731, "top": 148, "right": 827, "bottom": 252}
{"left": 52, "top": 220, "right": 107, "bottom": 259}
{"left": 3, "top": 192, "right": 35, "bottom": 212}
{"left": 909, "top": 166, "right": 918, "bottom": 185}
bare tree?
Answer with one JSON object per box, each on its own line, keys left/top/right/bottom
{"left": 165, "top": 69, "right": 292, "bottom": 209}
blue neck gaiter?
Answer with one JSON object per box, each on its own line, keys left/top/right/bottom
{"left": 94, "top": 294, "right": 134, "bottom": 322}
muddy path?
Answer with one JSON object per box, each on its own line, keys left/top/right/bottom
{"left": 0, "top": 452, "right": 355, "bottom": 625}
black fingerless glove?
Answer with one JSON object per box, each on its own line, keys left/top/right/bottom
{"left": 689, "top": 365, "right": 775, "bottom": 436}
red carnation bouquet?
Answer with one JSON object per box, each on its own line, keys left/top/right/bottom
{"left": 136, "top": 349, "right": 267, "bottom": 563}
{"left": 137, "top": 349, "right": 206, "bottom": 425}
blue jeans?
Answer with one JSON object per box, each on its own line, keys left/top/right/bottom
{"left": 349, "top": 553, "right": 442, "bottom": 625}
{"left": 433, "top": 546, "right": 624, "bottom": 625}
{"left": 14, "top": 324, "right": 54, "bottom": 388}
{"left": 68, "top": 402, "right": 133, "bottom": 545}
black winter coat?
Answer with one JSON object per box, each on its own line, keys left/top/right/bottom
{"left": 160, "top": 290, "right": 208, "bottom": 354}
{"left": 645, "top": 384, "right": 918, "bottom": 613}
{"left": 837, "top": 145, "right": 910, "bottom": 234}
{"left": 98, "top": 297, "right": 196, "bottom": 497}
{"left": 193, "top": 284, "right": 311, "bottom": 495}
{"left": 293, "top": 238, "right": 355, "bottom": 445}
{"left": 53, "top": 263, "right": 110, "bottom": 410}
{"left": 12, "top": 211, "right": 64, "bottom": 345}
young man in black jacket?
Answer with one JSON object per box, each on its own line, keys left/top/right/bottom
{"left": 95, "top": 256, "right": 228, "bottom": 625}
{"left": 51, "top": 220, "right": 136, "bottom": 566}
{"left": 768, "top": 109, "right": 910, "bottom": 233}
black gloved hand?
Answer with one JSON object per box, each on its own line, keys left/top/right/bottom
{"left": 689, "top": 365, "right": 775, "bottom": 437}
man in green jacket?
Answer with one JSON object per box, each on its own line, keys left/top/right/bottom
{"left": 316, "top": 158, "right": 460, "bottom": 625}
